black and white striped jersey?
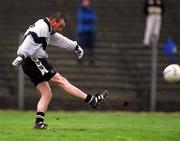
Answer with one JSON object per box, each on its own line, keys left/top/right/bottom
{"left": 17, "top": 18, "right": 77, "bottom": 58}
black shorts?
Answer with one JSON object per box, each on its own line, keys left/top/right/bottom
{"left": 21, "top": 57, "right": 57, "bottom": 86}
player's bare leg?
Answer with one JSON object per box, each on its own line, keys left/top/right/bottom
{"left": 50, "top": 73, "right": 109, "bottom": 108}
{"left": 50, "top": 73, "right": 87, "bottom": 99}
{"left": 36, "top": 82, "right": 53, "bottom": 112}
{"left": 34, "top": 82, "right": 52, "bottom": 129}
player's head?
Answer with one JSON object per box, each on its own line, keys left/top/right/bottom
{"left": 49, "top": 12, "right": 66, "bottom": 33}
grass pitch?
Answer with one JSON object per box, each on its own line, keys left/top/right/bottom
{"left": 0, "top": 111, "right": 180, "bottom": 141}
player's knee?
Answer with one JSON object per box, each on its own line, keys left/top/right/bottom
{"left": 54, "top": 74, "right": 69, "bottom": 87}
{"left": 44, "top": 91, "right": 53, "bottom": 100}
{"left": 39, "top": 90, "right": 53, "bottom": 101}
{"left": 48, "top": 92, "right": 53, "bottom": 99}
{"left": 59, "top": 77, "right": 69, "bottom": 88}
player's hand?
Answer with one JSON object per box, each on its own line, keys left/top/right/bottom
{"left": 12, "top": 56, "right": 24, "bottom": 67}
{"left": 75, "top": 45, "right": 84, "bottom": 59}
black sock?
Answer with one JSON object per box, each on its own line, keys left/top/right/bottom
{"left": 35, "top": 112, "right": 45, "bottom": 124}
{"left": 84, "top": 94, "right": 93, "bottom": 104}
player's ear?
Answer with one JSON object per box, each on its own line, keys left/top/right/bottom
{"left": 50, "top": 19, "right": 58, "bottom": 27}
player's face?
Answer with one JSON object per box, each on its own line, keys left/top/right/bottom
{"left": 52, "top": 19, "right": 65, "bottom": 33}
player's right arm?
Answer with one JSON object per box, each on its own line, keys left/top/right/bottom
{"left": 12, "top": 55, "right": 25, "bottom": 67}
{"left": 12, "top": 19, "right": 49, "bottom": 67}
{"left": 12, "top": 36, "right": 43, "bottom": 67}
{"left": 12, "top": 36, "right": 42, "bottom": 67}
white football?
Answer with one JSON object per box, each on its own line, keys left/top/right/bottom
{"left": 163, "top": 64, "right": 180, "bottom": 82}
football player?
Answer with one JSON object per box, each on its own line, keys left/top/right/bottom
{"left": 12, "top": 12, "right": 109, "bottom": 129}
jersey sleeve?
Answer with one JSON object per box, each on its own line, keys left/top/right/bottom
{"left": 49, "top": 33, "right": 77, "bottom": 50}
{"left": 17, "top": 36, "right": 42, "bottom": 58}
{"left": 17, "top": 19, "right": 49, "bottom": 58}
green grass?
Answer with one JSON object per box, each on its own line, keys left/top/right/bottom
{"left": 0, "top": 111, "right": 180, "bottom": 141}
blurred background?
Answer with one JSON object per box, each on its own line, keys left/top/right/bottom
{"left": 0, "top": 0, "right": 180, "bottom": 111}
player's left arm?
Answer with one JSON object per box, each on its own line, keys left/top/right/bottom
{"left": 49, "top": 33, "right": 84, "bottom": 59}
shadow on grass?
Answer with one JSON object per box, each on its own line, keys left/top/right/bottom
{"left": 49, "top": 128, "right": 91, "bottom": 132}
